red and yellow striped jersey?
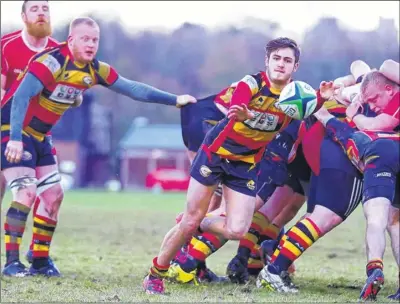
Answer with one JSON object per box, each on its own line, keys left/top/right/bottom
{"left": 204, "top": 71, "right": 292, "bottom": 164}
{"left": 2, "top": 42, "right": 119, "bottom": 141}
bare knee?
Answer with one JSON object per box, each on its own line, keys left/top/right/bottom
{"left": 13, "top": 185, "right": 37, "bottom": 207}
{"left": 40, "top": 185, "right": 64, "bottom": 216}
{"left": 225, "top": 223, "right": 249, "bottom": 240}
{"left": 179, "top": 210, "right": 204, "bottom": 238}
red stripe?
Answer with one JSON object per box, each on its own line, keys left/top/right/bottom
{"left": 263, "top": 229, "right": 279, "bottom": 240}
{"left": 208, "top": 119, "right": 235, "bottom": 152}
{"left": 32, "top": 233, "right": 52, "bottom": 242}
{"left": 1, "top": 136, "right": 9, "bottom": 143}
{"left": 287, "top": 230, "right": 310, "bottom": 250}
{"left": 6, "top": 243, "right": 19, "bottom": 250}
{"left": 32, "top": 197, "right": 40, "bottom": 216}
{"left": 250, "top": 222, "right": 263, "bottom": 233}
{"left": 304, "top": 218, "right": 322, "bottom": 237}
{"left": 226, "top": 132, "right": 266, "bottom": 150}
{"left": 29, "top": 61, "right": 55, "bottom": 88}
{"left": 4, "top": 223, "right": 25, "bottom": 233}
{"left": 279, "top": 247, "right": 298, "bottom": 261}
{"left": 23, "top": 99, "right": 61, "bottom": 127}
{"left": 239, "top": 239, "right": 255, "bottom": 250}
{"left": 152, "top": 257, "right": 169, "bottom": 270}
{"left": 201, "top": 232, "right": 221, "bottom": 249}
{"left": 32, "top": 250, "right": 49, "bottom": 258}
{"left": 56, "top": 81, "right": 87, "bottom": 90}
{"left": 190, "top": 249, "right": 206, "bottom": 261}
{"left": 230, "top": 81, "right": 253, "bottom": 107}
{"left": 106, "top": 67, "right": 119, "bottom": 85}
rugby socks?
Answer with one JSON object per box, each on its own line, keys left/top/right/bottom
{"left": 366, "top": 259, "right": 383, "bottom": 277}
{"left": 247, "top": 244, "right": 263, "bottom": 275}
{"left": 270, "top": 234, "right": 288, "bottom": 263}
{"left": 29, "top": 197, "right": 41, "bottom": 252}
{"left": 237, "top": 211, "right": 271, "bottom": 260}
{"left": 150, "top": 257, "right": 170, "bottom": 278}
{"left": 32, "top": 214, "right": 57, "bottom": 269}
{"left": 180, "top": 232, "right": 227, "bottom": 273}
{"left": 4, "top": 201, "right": 31, "bottom": 264}
{"left": 269, "top": 218, "right": 321, "bottom": 274}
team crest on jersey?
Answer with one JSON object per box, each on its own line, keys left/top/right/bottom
{"left": 82, "top": 76, "right": 93, "bottom": 85}
{"left": 200, "top": 165, "right": 212, "bottom": 178}
{"left": 246, "top": 180, "right": 256, "bottom": 191}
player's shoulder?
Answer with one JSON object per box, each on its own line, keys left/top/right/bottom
{"left": 241, "top": 71, "right": 266, "bottom": 92}
{"left": 47, "top": 36, "right": 60, "bottom": 47}
{"left": 31, "top": 42, "right": 68, "bottom": 73}
{"left": 91, "top": 58, "right": 114, "bottom": 75}
{"left": 1, "top": 30, "right": 23, "bottom": 51}
{"left": 1, "top": 30, "right": 22, "bottom": 42}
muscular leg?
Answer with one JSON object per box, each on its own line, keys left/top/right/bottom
{"left": 28, "top": 165, "right": 63, "bottom": 275}
{"left": 0, "top": 172, "right": 6, "bottom": 205}
{"left": 2, "top": 167, "right": 37, "bottom": 276}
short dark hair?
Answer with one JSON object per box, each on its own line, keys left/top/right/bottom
{"left": 69, "top": 17, "right": 99, "bottom": 34}
{"left": 265, "top": 37, "right": 301, "bottom": 63}
{"left": 22, "top": 0, "right": 49, "bottom": 13}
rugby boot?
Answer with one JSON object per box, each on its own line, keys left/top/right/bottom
{"left": 256, "top": 264, "right": 298, "bottom": 293}
{"left": 29, "top": 258, "right": 61, "bottom": 277}
{"left": 359, "top": 269, "right": 384, "bottom": 301}
{"left": 2, "top": 260, "right": 30, "bottom": 277}
{"left": 226, "top": 255, "right": 249, "bottom": 284}
{"left": 143, "top": 274, "right": 165, "bottom": 295}
{"left": 387, "top": 288, "right": 400, "bottom": 301}
{"left": 196, "top": 265, "right": 229, "bottom": 283}
{"left": 259, "top": 239, "right": 296, "bottom": 274}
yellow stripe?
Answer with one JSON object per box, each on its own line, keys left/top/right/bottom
{"left": 39, "top": 97, "right": 69, "bottom": 115}
{"left": 364, "top": 155, "right": 379, "bottom": 165}
{"left": 193, "top": 240, "right": 212, "bottom": 257}
{"left": 189, "top": 237, "right": 198, "bottom": 247}
{"left": 24, "top": 126, "right": 45, "bottom": 141}
{"left": 283, "top": 241, "right": 301, "bottom": 257}
{"left": 5, "top": 235, "right": 22, "bottom": 244}
{"left": 291, "top": 226, "right": 313, "bottom": 246}
{"left": 215, "top": 146, "right": 255, "bottom": 164}
{"left": 34, "top": 217, "right": 56, "bottom": 228}
{"left": 32, "top": 227, "right": 53, "bottom": 237}
{"left": 1, "top": 125, "right": 29, "bottom": 136}
{"left": 245, "top": 233, "right": 258, "bottom": 245}
{"left": 33, "top": 244, "right": 49, "bottom": 251}
{"left": 302, "top": 219, "right": 319, "bottom": 241}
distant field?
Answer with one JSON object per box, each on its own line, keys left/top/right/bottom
{"left": 1, "top": 191, "right": 398, "bottom": 302}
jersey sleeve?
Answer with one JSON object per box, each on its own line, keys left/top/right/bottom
{"left": 241, "top": 72, "right": 263, "bottom": 96}
{"left": 28, "top": 53, "right": 62, "bottom": 88}
{"left": 382, "top": 92, "right": 400, "bottom": 120}
{"left": 1, "top": 40, "right": 9, "bottom": 76}
{"left": 94, "top": 61, "right": 119, "bottom": 87}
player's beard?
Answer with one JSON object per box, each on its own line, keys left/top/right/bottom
{"left": 25, "top": 20, "right": 52, "bottom": 38}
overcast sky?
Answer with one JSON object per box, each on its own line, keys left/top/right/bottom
{"left": 1, "top": 1, "right": 399, "bottom": 37}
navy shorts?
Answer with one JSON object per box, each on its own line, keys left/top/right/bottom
{"left": 190, "top": 147, "right": 259, "bottom": 197}
{"left": 1, "top": 128, "right": 56, "bottom": 170}
{"left": 307, "top": 137, "right": 363, "bottom": 220}
{"left": 362, "top": 139, "right": 400, "bottom": 204}
{"left": 180, "top": 95, "right": 225, "bottom": 152}
{"left": 286, "top": 144, "right": 311, "bottom": 196}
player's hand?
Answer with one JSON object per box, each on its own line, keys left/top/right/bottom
{"left": 346, "top": 100, "right": 362, "bottom": 120}
{"left": 319, "top": 81, "right": 340, "bottom": 100}
{"left": 176, "top": 95, "right": 197, "bottom": 107}
{"left": 5, "top": 140, "right": 23, "bottom": 164}
{"left": 228, "top": 104, "right": 255, "bottom": 122}
{"left": 71, "top": 94, "right": 83, "bottom": 108}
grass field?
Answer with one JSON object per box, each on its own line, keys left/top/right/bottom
{"left": 0, "top": 190, "right": 398, "bottom": 302}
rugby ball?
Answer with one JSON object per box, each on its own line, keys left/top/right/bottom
{"left": 275, "top": 81, "right": 318, "bottom": 120}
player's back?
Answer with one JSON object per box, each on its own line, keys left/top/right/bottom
{"left": 1, "top": 30, "right": 59, "bottom": 91}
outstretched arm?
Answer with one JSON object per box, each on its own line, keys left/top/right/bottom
{"left": 9, "top": 73, "right": 44, "bottom": 141}
{"left": 107, "top": 75, "right": 195, "bottom": 107}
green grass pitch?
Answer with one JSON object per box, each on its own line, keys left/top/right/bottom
{"left": 1, "top": 191, "right": 398, "bottom": 302}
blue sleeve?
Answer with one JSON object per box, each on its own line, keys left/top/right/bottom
{"left": 10, "top": 72, "right": 44, "bottom": 141}
{"left": 108, "top": 76, "right": 178, "bottom": 106}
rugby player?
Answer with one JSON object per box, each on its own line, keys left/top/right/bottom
{"left": 2, "top": 16, "right": 196, "bottom": 277}
{"left": 0, "top": 0, "right": 81, "bottom": 276}
{"left": 313, "top": 71, "right": 399, "bottom": 300}
{"left": 143, "top": 37, "right": 301, "bottom": 295}
{"left": 255, "top": 63, "right": 372, "bottom": 293}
